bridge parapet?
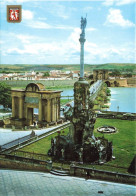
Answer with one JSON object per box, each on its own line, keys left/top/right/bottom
{"left": 90, "top": 80, "right": 103, "bottom": 101}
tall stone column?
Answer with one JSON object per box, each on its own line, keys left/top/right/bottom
{"left": 19, "top": 96, "right": 24, "bottom": 119}
{"left": 39, "top": 98, "right": 43, "bottom": 122}
{"left": 12, "top": 96, "right": 15, "bottom": 118}
{"left": 47, "top": 99, "right": 51, "bottom": 122}
{"left": 79, "top": 38, "right": 86, "bottom": 78}
{"left": 79, "top": 17, "right": 87, "bottom": 79}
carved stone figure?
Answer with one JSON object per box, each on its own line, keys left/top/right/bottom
{"left": 81, "top": 17, "right": 87, "bottom": 34}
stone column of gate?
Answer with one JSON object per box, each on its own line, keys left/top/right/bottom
{"left": 19, "top": 96, "right": 24, "bottom": 119}
{"left": 51, "top": 98, "right": 55, "bottom": 122}
{"left": 12, "top": 96, "right": 15, "bottom": 118}
{"left": 54, "top": 97, "right": 57, "bottom": 122}
{"left": 47, "top": 99, "right": 51, "bottom": 122}
{"left": 39, "top": 98, "right": 43, "bottom": 122}
{"left": 56, "top": 98, "right": 59, "bottom": 121}
{"left": 58, "top": 97, "right": 60, "bottom": 119}
{"left": 53, "top": 98, "right": 57, "bottom": 122}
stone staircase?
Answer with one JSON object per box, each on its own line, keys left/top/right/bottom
{"left": 50, "top": 169, "right": 69, "bottom": 176}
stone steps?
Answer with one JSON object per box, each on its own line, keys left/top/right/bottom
{"left": 50, "top": 169, "right": 69, "bottom": 176}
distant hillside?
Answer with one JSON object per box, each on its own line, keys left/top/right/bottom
{"left": 0, "top": 63, "right": 135, "bottom": 73}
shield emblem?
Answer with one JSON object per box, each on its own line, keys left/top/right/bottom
{"left": 7, "top": 5, "right": 22, "bottom": 23}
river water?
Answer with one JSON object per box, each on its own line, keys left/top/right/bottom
{"left": 109, "top": 87, "right": 136, "bottom": 113}
{"left": 1, "top": 87, "right": 135, "bottom": 118}
{"left": 61, "top": 87, "right": 136, "bottom": 113}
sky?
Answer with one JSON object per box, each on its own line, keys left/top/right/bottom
{"left": 0, "top": 0, "right": 135, "bottom": 64}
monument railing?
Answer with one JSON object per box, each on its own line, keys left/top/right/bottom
{"left": 70, "top": 165, "right": 136, "bottom": 185}
{"left": 0, "top": 150, "right": 52, "bottom": 170}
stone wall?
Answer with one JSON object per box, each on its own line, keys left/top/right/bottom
{"left": 127, "top": 78, "right": 136, "bottom": 87}
{"left": 70, "top": 166, "right": 136, "bottom": 185}
{"left": 1, "top": 157, "right": 135, "bottom": 185}
{"left": 116, "top": 79, "right": 128, "bottom": 87}
{"left": 0, "top": 158, "right": 51, "bottom": 172}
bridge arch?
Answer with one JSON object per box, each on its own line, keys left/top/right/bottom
{"left": 105, "top": 81, "right": 111, "bottom": 87}
{"left": 114, "top": 81, "right": 119, "bottom": 87}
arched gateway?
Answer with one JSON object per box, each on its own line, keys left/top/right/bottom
{"left": 11, "top": 83, "right": 62, "bottom": 128}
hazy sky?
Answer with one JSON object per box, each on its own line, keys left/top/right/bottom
{"left": 0, "top": 0, "right": 135, "bottom": 64}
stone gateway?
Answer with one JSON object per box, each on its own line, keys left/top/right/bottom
{"left": 11, "top": 83, "right": 62, "bottom": 128}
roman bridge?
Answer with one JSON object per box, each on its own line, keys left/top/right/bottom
{"left": 89, "top": 80, "right": 103, "bottom": 100}
{"left": 89, "top": 79, "right": 128, "bottom": 87}
{"left": 89, "top": 69, "right": 128, "bottom": 87}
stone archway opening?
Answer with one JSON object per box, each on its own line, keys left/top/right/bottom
{"left": 27, "top": 107, "right": 39, "bottom": 126}
{"left": 105, "top": 81, "right": 111, "bottom": 87}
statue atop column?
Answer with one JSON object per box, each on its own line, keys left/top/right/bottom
{"left": 81, "top": 17, "right": 87, "bottom": 35}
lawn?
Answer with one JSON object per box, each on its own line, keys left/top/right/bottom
{"left": 20, "top": 119, "right": 136, "bottom": 173}
{"left": 93, "top": 118, "right": 136, "bottom": 173}
{"left": 21, "top": 127, "right": 69, "bottom": 155}
{"left": 60, "top": 99, "right": 73, "bottom": 106}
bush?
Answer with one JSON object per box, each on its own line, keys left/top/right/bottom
{"left": 94, "top": 100, "right": 98, "bottom": 105}
{"left": 0, "top": 82, "right": 12, "bottom": 109}
{"left": 107, "top": 88, "right": 111, "bottom": 96}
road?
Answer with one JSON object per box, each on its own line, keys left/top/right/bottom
{"left": 90, "top": 80, "right": 102, "bottom": 94}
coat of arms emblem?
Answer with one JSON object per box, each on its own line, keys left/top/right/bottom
{"left": 7, "top": 5, "right": 22, "bottom": 23}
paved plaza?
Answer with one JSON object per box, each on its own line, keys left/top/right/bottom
{"left": 0, "top": 169, "right": 135, "bottom": 196}
{"left": 0, "top": 123, "right": 68, "bottom": 146}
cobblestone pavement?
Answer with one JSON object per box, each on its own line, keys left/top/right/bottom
{"left": 0, "top": 169, "right": 135, "bottom": 196}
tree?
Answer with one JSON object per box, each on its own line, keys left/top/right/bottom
{"left": 109, "top": 70, "right": 121, "bottom": 77}
{"left": 0, "top": 82, "right": 12, "bottom": 109}
{"left": 43, "top": 72, "right": 50, "bottom": 77}
{"left": 124, "top": 73, "right": 132, "bottom": 78}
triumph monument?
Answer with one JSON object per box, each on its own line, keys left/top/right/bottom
{"left": 48, "top": 17, "right": 112, "bottom": 164}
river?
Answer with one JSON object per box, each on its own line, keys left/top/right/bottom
{"left": 109, "top": 87, "right": 136, "bottom": 113}
{"left": 61, "top": 87, "right": 136, "bottom": 113}
{"left": 1, "top": 87, "right": 135, "bottom": 117}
